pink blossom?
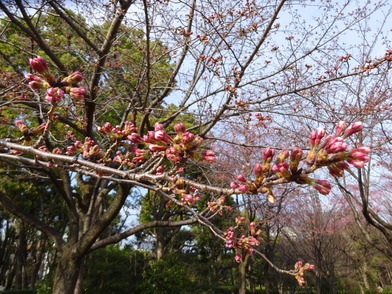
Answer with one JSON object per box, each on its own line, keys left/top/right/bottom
{"left": 63, "top": 71, "right": 83, "bottom": 84}
{"left": 174, "top": 123, "right": 186, "bottom": 134}
{"left": 238, "top": 184, "right": 248, "bottom": 193}
{"left": 70, "top": 87, "right": 85, "bottom": 99}
{"left": 230, "top": 181, "right": 239, "bottom": 189}
{"left": 202, "top": 150, "right": 216, "bottom": 162}
{"left": 127, "top": 133, "right": 143, "bottom": 143}
{"left": 46, "top": 87, "right": 64, "bottom": 102}
{"left": 343, "top": 121, "right": 363, "bottom": 138}
{"left": 25, "top": 73, "right": 41, "bottom": 81}
{"left": 148, "top": 144, "right": 167, "bottom": 152}
{"left": 347, "top": 159, "right": 365, "bottom": 168}
{"left": 154, "top": 122, "right": 165, "bottom": 131}
{"left": 335, "top": 121, "right": 347, "bottom": 137}
{"left": 237, "top": 174, "right": 246, "bottom": 182}
{"left": 254, "top": 163, "right": 263, "bottom": 176}
{"left": 29, "top": 56, "right": 49, "bottom": 73}
{"left": 235, "top": 253, "right": 242, "bottom": 263}
{"left": 263, "top": 147, "right": 275, "bottom": 162}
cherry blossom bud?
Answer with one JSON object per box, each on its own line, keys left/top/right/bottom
{"left": 347, "top": 159, "right": 365, "bottom": 168}
{"left": 310, "top": 127, "right": 325, "bottom": 148}
{"left": 154, "top": 122, "right": 165, "bottom": 131}
{"left": 290, "top": 148, "right": 303, "bottom": 171}
{"left": 70, "top": 87, "right": 85, "bottom": 99}
{"left": 25, "top": 73, "right": 41, "bottom": 81}
{"left": 156, "top": 166, "right": 165, "bottom": 174}
{"left": 182, "top": 132, "right": 195, "bottom": 145}
{"left": 148, "top": 144, "right": 167, "bottom": 151}
{"left": 355, "top": 146, "right": 371, "bottom": 154}
{"left": 193, "top": 136, "right": 203, "bottom": 147}
{"left": 237, "top": 174, "right": 246, "bottom": 182}
{"left": 276, "top": 149, "right": 289, "bottom": 163}
{"left": 335, "top": 121, "right": 347, "bottom": 137}
{"left": 314, "top": 179, "right": 331, "bottom": 195}
{"left": 29, "top": 56, "right": 49, "bottom": 73}
{"left": 30, "top": 123, "right": 46, "bottom": 136}
{"left": 325, "top": 138, "right": 348, "bottom": 154}
{"left": 238, "top": 184, "right": 248, "bottom": 193}
{"left": 230, "top": 181, "right": 239, "bottom": 189}
{"left": 343, "top": 121, "right": 363, "bottom": 138}
{"left": 253, "top": 163, "right": 263, "bottom": 176}
{"left": 202, "top": 150, "right": 216, "bottom": 162}
{"left": 29, "top": 80, "right": 47, "bottom": 89}
{"left": 63, "top": 71, "right": 83, "bottom": 84}
{"left": 46, "top": 87, "right": 64, "bottom": 102}
{"left": 263, "top": 147, "right": 275, "bottom": 162}
{"left": 235, "top": 253, "right": 242, "bottom": 263}
{"left": 174, "top": 123, "right": 186, "bottom": 134}
{"left": 15, "top": 120, "right": 28, "bottom": 135}
{"left": 349, "top": 151, "right": 370, "bottom": 162}
{"left": 127, "top": 133, "right": 143, "bottom": 143}
{"left": 155, "top": 130, "right": 170, "bottom": 142}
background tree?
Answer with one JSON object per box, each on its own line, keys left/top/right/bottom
{"left": 0, "top": 0, "right": 390, "bottom": 293}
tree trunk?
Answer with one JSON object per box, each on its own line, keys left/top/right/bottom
{"left": 15, "top": 223, "right": 27, "bottom": 290}
{"left": 52, "top": 249, "right": 84, "bottom": 294}
{"left": 155, "top": 228, "right": 166, "bottom": 261}
{"left": 238, "top": 254, "right": 249, "bottom": 294}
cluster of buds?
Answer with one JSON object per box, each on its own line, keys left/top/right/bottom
{"left": 171, "top": 178, "right": 201, "bottom": 206}
{"left": 98, "top": 121, "right": 139, "bottom": 142}
{"left": 143, "top": 122, "right": 216, "bottom": 164}
{"left": 207, "top": 196, "right": 232, "bottom": 215}
{"left": 224, "top": 218, "right": 262, "bottom": 263}
{"left": 25, "top": 56, "right": 85, "bottom": 104}
{"left": 307, "top": 121, "right": 370, "bottom": 171}
{"left": 294, "top": 261, "right": 315, "bottom": 286}
{"left": 66, "top": 137, "right": 103, "bottom": 162}
{"left": 229, "top": 121, "right": 370, "bottom": 199}
{"left": 15, "top": 120, "right": 46, "bottom": 142}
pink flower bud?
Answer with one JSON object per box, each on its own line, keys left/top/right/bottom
{"left": 63, "top": 71, "right": 83, "bottom": 84}
{"left": 182, "top": 132, "right": 195, "bottom": 144}
{"left": 276, "top": 149, "right": 289, "bottom": 163}
{"left": 154, "top": 122, "right": 164, "bottom": 131}
{"left": 155, "top": 130, "right": 168, "bottom": 142}
{"left": 238, "top": 184, "right": 248, "bottom": 193}
{"left": 335, "top": 121, "right": 347, "bottom": 136}
{"left": 202, "top": 150, "right": 216, "bottom": 162}
{"left": 148, "top": 144, "right": 167, "bottom": 151}
{"left": 235, "top": 253, "right": 242, "bottom": 263}
{"left": 29, "top": 56, "right": 49, "bottom": 73}
{"left": 127, "top": 133, "right": 143, "bottom": 143}
{"left": 46, "top": 87, "right": 64, "bottom": 102}
{"left": 343, "top": 121, "right": 363, "bottom": 138}
{"left": 355, "top": 146, "right": 371, "bottom": 154}
{"left": 230, "top": 181, "right": 239, "bottom": 189}
{"left": 310, "top": 127, "right": 325, "bottom": 147}
{"left": 25, "top": 73, "right": 43, "bottom": 82}
{"left": 254, "top": 163, "right": 263, "bottom": 176}
{"left": 29, "top": 80, "right": 47, "bottom": 89}
{"left": 174, "top": 123, "right": 186, "bottom": 134}
{"left": 237, "top": 174, "right": 246, "bottom": 182}
{"left": 193, "top": 136, "right": 203, "bottom": 147}
{"left": 263, "top": 147, "right": 275, "bottom": 162}
{"left": 70, "top": 87, "right": 85, "bottom": 99}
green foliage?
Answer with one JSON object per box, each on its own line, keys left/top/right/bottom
{"left": 0, "top": 291, "right": 36, "bottom": 294}
{"left": 134, "top": 253, "right": 195, "bottom": 294}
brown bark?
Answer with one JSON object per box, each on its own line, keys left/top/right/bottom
{"left": 238, "top": 254, "right": 249, "bottom": 294}
{"left": 52, "top": 247, "right": 84, "bottom": 294}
